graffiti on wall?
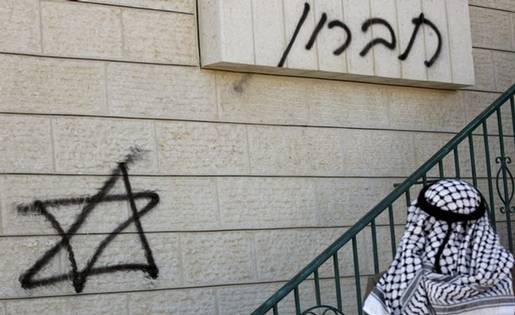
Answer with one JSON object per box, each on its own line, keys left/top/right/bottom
{"left": 18, "top": 148, "right": 160, "bottom": 293}
{"left": 279, "top": 3, "right": 442, "bottom": 68}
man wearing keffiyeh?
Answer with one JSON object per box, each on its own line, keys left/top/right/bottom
{"left": 363, "top": 179, "right": 515, "bottom": 315}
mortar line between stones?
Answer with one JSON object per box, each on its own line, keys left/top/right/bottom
{"left": 3, "top": 220, "right": 514, "bottom": 238}
{"left": 48, "top": 0, "right": 195, "bottom": 15}
{"left": 0, "top": 111, "right": 511, "bottom": 137}
{"left": 468, "top": 4, "right": 515, "bottom": 14}
{"left": 0, "top": 51, "right": 198, "bottom": 68}
{"left": 0, "top": 274, "right": 392, "bottom": 302}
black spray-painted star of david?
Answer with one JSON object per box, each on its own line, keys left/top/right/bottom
{"left": 18, "top": 154, "right": 159, "bottom": 293}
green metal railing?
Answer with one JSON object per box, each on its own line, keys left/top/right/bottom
{"left": 252, "top": 84, "right": 515, "bottom": 315}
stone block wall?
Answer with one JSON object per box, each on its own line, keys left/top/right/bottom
{"left": 0, "top": 1, "right": 513, "bottom": 314}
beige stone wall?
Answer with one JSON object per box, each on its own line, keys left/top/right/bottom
{"left": 0, "top": 1, "right": 513, "bottom": 314}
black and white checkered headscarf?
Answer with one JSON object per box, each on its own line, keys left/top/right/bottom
{"left": 363, "top": 179, "right": 515, "bottom": 315}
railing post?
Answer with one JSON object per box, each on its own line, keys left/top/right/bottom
{"left": 483, "top": 122, "right": 497, "bottom": 229}
{"left": 294, "top": 287, "right": 301, "bottom": 315}
{"left": 454, "top": 147, "right": 461, "bottom": 178}
{"left": 438, "top": 160, "right": 445, "bottom": 178}
{"left": 333, "top": 253, "right": 343, "bottom": 312}
{"left": 352, "top": 237, "right": 363, "bottom": 315}
{"left": 496, "top": 108, "right": 513, "bottom": 252}
{"left": 314, "top": 269, "right": 321, "bottom": 307}
{"left": 388, "top": 205, "right": 396, "bottom": 258}
{"left": 371, "top": 220, "right": 380, "bottom": 274}
{"left": 468, "top": 135, "right": 477, "bottom": 187}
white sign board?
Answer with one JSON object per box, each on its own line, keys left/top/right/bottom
{"left": 198, "top": 0, "right": 475, "bottom": 88}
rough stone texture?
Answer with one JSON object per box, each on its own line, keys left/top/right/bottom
{"left": 107, "top": 63, "right": 217, "bottom": 120}
{"left": 156, "top": 121, "right": 249, "bottom": 175}
{"left": 469, "top": 0, "right": 515, "bottom": 11}
{"left": 462, "top": 91, "right": 513, "bottom": 136}
{"left": 472, "top": 49, "right": 497, "bottom": 91}
{"left": 40, "top": 1, "right": 197, "bottom": 65}
{"left": 0, "top": 115, "right": 53, "bottom": 173}
{"left": 0, "top": 234, "right": 182, "bottom": 298}
{"left": 0, "top": 175, "right": 130, "bottom": 235}
{"left": 128, "top": 288, "right": 217, "bottom": 315}
{"left": 77, "top": 0, "right": 195, "bottom": 13}
{"left": 132, "top": 177, "right": 220, "bottom": 231}
{"left": 463, "top": 91, "right": 499, "bottom": 123}
{"left": 0, "top": 236, "right": 62, "bottom": 298}
{"left": 0, "top": 55, "right": 503, "bottom": 131}
{"left": 470, "top": 6, "right": 513, "bottom": 51}
{"left": 41, "top": 1, "right": 124, "bottom": 59}
{"left": 5, "top": 295, "right": 127, "bottom": 315}
{"left": 66, "top": 233, "right": 181, "bottom": 293}
{"left": 0, "top": 175, "right": 422, "bottom": 234}
{"left": 314, "top": 178, "right": 402, "bottom": 226}
{"left": 255, "top": 228, "right": 341, "bottom": 281}
{"left": 0, "top": 55, "right": 107, "bottom": 115}
{"left": 0, "top": 176, "right": 425, "bottom": 234}
{"left": 388, "top": 87, "right": 465, "bottom": 132}
{"left": 247, "top": 126, "right": 346, "bottom": 176}
{"left": 306, "top": 80, "right": 390, "bottom": 129}
{"left": 339, "top": 129, "right": 416, "bottom": 177}
{"left": 412, "top": 132, "right": 461, "bottom": 177}
{"left": 181, "top": 232, "right": 255, "bottom": 285}
{"left": 216, "top": 72, "right": 310, "bottom": 125}
{"left": 492, "top": 51, "right": 515, "bottom": 92}
{"left": 53, "top": 117, "right": 157, "bottom": 174}
{"left": 0, "top": 0, "right": 512, "bottom": 313}
{"left": 122, "top": 9, "right": 198, "bottom": 65}
{"left": 248, "top": 126, "right": 416, "bottom": 177}
{"left": 0, "top": 198, "right": 3, "bottom": 235}
{"left": 218, "top": 177, "right": 318, "bottom": 228}
{"left": 216, "top": 70, "right": 496, "bottom": 132}
{"left": 254, "top": 228, "right": 378, "bottom": 280}
{"left": 0, "top": 0, "right": 40, "bottom": 53}
{"left": 512, "top": 13, "right": 515, "bottom": 50}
